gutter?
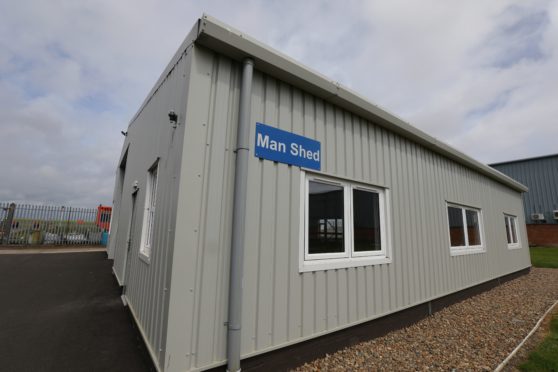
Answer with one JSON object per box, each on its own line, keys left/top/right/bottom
{"left": 195, "top": 14, "right": 528, "bottom": 193}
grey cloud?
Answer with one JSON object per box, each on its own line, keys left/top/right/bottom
{"left": 478, "top": 6, "right": 550, "bottom": 68}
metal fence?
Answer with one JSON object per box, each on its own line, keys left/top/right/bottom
{"left": 0, "top": 202, "right": 111, "bottom": 246}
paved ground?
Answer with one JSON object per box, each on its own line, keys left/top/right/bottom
{"left": 0, "top": 251, "right": 155, "bottom": 371}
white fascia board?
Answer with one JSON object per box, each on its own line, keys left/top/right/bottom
{"left": 133, "top": 13, "right": 527, "bottom": 193}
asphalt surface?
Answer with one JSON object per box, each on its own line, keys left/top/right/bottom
{"left": 0, "top": 251, "right": 155, "bottom": 371}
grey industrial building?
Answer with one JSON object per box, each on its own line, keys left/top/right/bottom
{"left": 108, "top": 15, "right": 531, "bottom": 372}
{"left": 491, "top": 154, "right": 558, "bottom": 246}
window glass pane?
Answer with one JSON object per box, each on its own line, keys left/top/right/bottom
{"left": 308, "top": 181, "right": 344, "bottom": 254}
{"left": 505, "top": 216, "right": 511, "bottom": 244}
{"left": 510, "top": 217, "right": 518, "bottom": 244}
{"left": 143, "top": 165, "right": 158, "bottom": 256}
{"left": 353, "top": 189, "right": 381, "bottom": 251}
{"left": 448, "top": 206, "right": 465, "bottom": 247}
{"left": 466, "top": 210, "right": 481, "bottom": 246}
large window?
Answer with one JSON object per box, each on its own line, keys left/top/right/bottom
{"left": 446, "top": 203, "right": 484, "bottom": 255}
{"left": 140, "top": 161, "right": 159, "bottom": 260}
{"left": 301, "top": 173, "right": 390, "bottom": 271}
{"left": 505, "top": 214, "right": 520, "bottom": 249}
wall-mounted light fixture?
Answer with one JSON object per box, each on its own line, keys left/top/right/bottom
{"left": 168, "top": 110, "right": 178, "bottom": 128}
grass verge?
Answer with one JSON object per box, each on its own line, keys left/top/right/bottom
{"left": 519, "top": 312, "right": 558, "bottom": 371}
{"left": 529, "top": 247, "right": 558, "bottom": 268}
{"left": 519, "top": 247, "right": 558, "bottom": 371}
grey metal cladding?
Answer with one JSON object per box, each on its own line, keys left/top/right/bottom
{"left": 166, "top": 44, "right": 530, "bottom": 370}
{"left": 110, "top": 49, "right": 192, "bottom": 369}
{"left": 491, "top": 155, "right": 558, "bottom": 224}
{"left": 163, "top": 46, "right": 242, "bottom": 372}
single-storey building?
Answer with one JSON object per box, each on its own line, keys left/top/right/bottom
{"left": 491, "top": 153, "right": 558, "bottom": 246}
{"left": 108, "top": 14, "right": 531, "bottom": 372}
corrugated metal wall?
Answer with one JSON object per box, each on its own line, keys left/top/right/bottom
{"left": 492, "top": 156, "right": 558, "bottom": 224}
{"left": 163, "top": 45, "right": 531, "bottom": 371}
{"left": 164, "top": 46, "right": 241, "bottom": 372}
{"left": 109, "top": 47, "right": 192, "bottom": 369}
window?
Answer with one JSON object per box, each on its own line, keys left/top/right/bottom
{"left": 353, "top": 189, "right": 382, "bottom": 255}
{"left": 308, "top": 181, "right": 346, "bottom": 257}
{"left": 301, "top": 173, "right": 390, "bottom": 272}
{"left": 446, "top": 203, "right": 484, "bottom": 255}
{"left": 505, "top": 214, "right": 520, "bottom": 248}
{"left": 140, "top": 161, "right": 159, "bottom": 260}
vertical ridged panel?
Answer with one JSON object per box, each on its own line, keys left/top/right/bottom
{"left": 110, "top": 50, "right": 191, "bottom": 369}
{"left": 157, "top": 46, "right": 532, "bottom": 371}
{"left": 492, "top": 156, "right": 558, "bottom": 224}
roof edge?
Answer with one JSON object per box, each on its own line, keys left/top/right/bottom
{"left": 127, "top": 19, "right": 201, "bottom": 126}
{"left": 490, "top": 153, "right": 558, "bottom": 167}
{"left": 195, "top": 15, "right": 527, "bottom": 193}
{"left": 126, "top": 14, "right": 528, "bottom": 193}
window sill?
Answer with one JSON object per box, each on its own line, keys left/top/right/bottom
{"left": 139, "top": 251, "right": 151, "bottom": 264}
{"left": 507, "top": 244, "right": 522, "bottom": 250}
{"left": 299, "top": 256, "right": 391, "bottom": 272}
{"left": 449, "top": 247, "right": 485, "bottom": 256}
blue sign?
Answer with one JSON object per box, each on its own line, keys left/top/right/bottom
{"left": 254, "top": 122, "right": 321, "bottom": 170}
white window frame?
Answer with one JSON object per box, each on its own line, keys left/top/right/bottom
{"left": 139, "top": 160, "right": 159, "bottom": 262}
{"left": 446, "top": 202, "right": 485, "bottom": 256}
{"left": 299, "top": 171, "right": 391, "bottom": 272}
{"left": 505, "top": 214, "right": 521, "bottom": 249}
{"left": 351, "top": 184, "right": 387, "bottom": 258}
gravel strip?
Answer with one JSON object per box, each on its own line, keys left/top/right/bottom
{"left": 501, "top": 304, "right": 558, "bottom": 371}
{"left": 295, "top": 268, "right": 558, "bottom": 371}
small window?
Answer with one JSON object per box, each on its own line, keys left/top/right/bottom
{"left": 308, "top": 181, "right": 345, "bottom": 256}
{"left": 448, "top": 206, "right": 466, "bottom": 247}
{"left": 505, "top": 214, "right": 520, "bottom": 248}
{"left": 352, "top": 189, "right": 382, "bottom": 254}
{"left": 446, "top": 203, "right": 484, "bottom": 255}
{"left": 466, "top": 210, "right": 481, "bottom": 246}
{"left": 301, "top": 173, "right": 391, "bottom": 272}
{"left": 140, "top": 161, "right": 159, "bottom": 260}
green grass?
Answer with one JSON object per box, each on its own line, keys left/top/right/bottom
{"left": 530, "top": 247, "right": 558, "bottom": 268}
{"left": 519, "top": 247, "right": 558, "bottom": 371}
{"left": 519, "top": 313, "right": 558, "bottom": 371}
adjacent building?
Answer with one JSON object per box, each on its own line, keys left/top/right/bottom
{"left": 491, "top": 153, "right": 558, "bottom": 246}
{"left": 108, "top": 15, "right": 531, "bottom": 372}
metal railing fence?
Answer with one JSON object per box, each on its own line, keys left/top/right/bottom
{"left": 0, "top": 202, "right": 111, "bottom": 246}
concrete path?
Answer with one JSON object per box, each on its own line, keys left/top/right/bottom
{"left": 0, "top": 251, "right": 155, "bottom": 371}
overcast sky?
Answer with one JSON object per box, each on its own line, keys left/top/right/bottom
{"left": 1, "top": 0, "right": 557, "bottom": 207}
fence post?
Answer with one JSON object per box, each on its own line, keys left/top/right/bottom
{"left": 64, "top": 207, "right": 72, "bottom": 244}
{"left": 1, "top": 203, "right": 16, "bottom": 245}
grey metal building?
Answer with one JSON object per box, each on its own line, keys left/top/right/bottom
{"left": 491, "top": 154, "right": 558, "bottom": 224}
{"left": 108, "top": 15, "right": 531, "bottom": 372}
